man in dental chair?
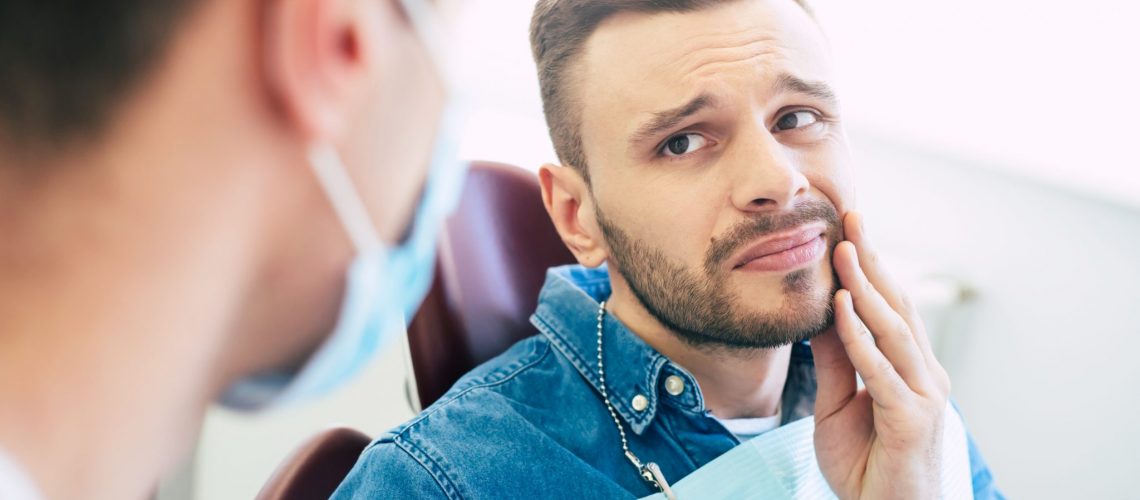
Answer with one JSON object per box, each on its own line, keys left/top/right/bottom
{"left": 335, "top": 0, "right": 1001, "bottom": 498}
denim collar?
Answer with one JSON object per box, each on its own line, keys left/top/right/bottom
{"left": 529, "top": 265, "right": 699, "bottom": 435}
{"left": 530, "top": 265, "right": 818, "bottom": 435}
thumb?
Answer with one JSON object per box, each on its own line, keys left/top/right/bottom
{"left": 811, "top": 326, "right": 857, "bottom": 420}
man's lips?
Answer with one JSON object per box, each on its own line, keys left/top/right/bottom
{"left": 731, "top": 224, "right": 828, "bottom": 272}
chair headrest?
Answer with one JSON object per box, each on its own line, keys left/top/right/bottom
{"left": 407, "top": 161, "right": 576, "bottom": 408}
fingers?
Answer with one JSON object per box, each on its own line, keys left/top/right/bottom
{"left": 833, "top": 289, "right": 910, "bottom": 408}
{"left": 842, "top": 211, "right": 951, "bottom": 395}
{"left": 810, "top": 326, "right": 857, "bottom": 420}
{"left": 833, "top": 241, "right": 934, "bottom": 394}
{"left": 842, "top": 212, "right": 907, "bottom": 316}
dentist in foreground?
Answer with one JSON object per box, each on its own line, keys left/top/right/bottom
{"left": 0, "top": 0, "right": 464, "bottom": 498}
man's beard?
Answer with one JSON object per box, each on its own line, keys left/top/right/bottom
{"left": 596, "top": 200, "right": 842, "bottom": 351}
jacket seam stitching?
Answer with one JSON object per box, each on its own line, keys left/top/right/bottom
{"left": 393, "top": 436, "right": 463, "bottom": 499}
{"left": 392, "top": 339, "right": 553, "bottom": 439}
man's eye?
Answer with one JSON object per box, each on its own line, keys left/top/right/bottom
{"left": 660, "top": 133, "right": 709, "bottom": 157}
{"left": 774, "top": 110, "right": 820, "bottom": 131}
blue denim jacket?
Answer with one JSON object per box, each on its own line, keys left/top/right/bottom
{"left": 334, "top": 265, "right": 1001, "bottom": 499}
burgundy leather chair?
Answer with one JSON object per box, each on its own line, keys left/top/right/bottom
{"left": 254, "top": 427, "right": 370, "bottom": 500}
{"left": 406, "top": 160, "right": 576, "bottom": 408}
{"left": 256, "top": 161, "right": 575, "bottom": 499}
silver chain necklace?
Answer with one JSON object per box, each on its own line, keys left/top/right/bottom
{"left": 596, "top": 301, "right": 677, "bottom": 499}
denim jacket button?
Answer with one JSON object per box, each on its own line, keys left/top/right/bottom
{"left": 664, "top": 375, "right": 685, "bottom": 396}
{"left": 631, "top": 394, "right": 649, "bottom": 412}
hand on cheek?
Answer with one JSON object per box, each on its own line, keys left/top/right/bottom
{"left": 811, "top": 211, "right": 952, "bottom": 500}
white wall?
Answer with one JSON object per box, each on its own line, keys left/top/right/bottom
{"left": 851, "top": 131, "right": 1140, "bottom": 499}
{"left": 817, "top": 0, "right": 1140, "bottom": 210}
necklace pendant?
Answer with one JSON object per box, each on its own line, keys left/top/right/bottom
{"left": 599, "top": 301, "right": 676, "bottom": 499}
{"left": 641, "top": 462, "right": 677, "bottom": 500}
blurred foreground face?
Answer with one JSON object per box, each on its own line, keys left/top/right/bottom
{"left": 0, "top": 0, "right": 457, "bottom": 498}
{"left": 578, "top": 0, "right": 856, "bottom": 348}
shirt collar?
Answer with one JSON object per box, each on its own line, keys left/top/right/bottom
{"left": 529, "top": 264, "right": 816, "bottom": 435}
{"left": 530, "top": 265, "right": 684, "bottom": 434}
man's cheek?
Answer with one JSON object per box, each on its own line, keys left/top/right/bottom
{"left": 637, "top": 209, "right": 709, "bottom": 260}
{"left": 801, "top": 146, "right": 855, "bottom": 213}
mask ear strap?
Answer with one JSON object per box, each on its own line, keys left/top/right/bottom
{"left": 308, "top": 143, "right": 384, "bottom": 253}
{"left": 396, "top": 0, "right": 457, "bottom": 93}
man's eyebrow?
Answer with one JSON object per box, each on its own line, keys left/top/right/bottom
{"left": 629, "top": 93, "right": 718, "bottom": 147}
{"left": 627, "top": 77, "right": 836, "bottom": 148}
{"left": 775, "top": 73, "right": 839, "bottom": 106}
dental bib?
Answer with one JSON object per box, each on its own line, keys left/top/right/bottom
{"left": 644, "top": 402, "right": 974, "bottom": 500}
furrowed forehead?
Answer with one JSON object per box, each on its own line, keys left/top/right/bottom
{"left": 573, "top": 0, "right": 831, "bottom": 162}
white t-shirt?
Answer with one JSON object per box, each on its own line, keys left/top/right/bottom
{"left": 0, "top": 448, "right": 41, "bottom": 500}
{"left": 715, "top": 412, "right": 782, "bottom": 442}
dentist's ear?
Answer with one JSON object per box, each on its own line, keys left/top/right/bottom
{"left": 539, "top": 164, "right": 608, "bottom": 268}
{"left": 263, "top": 0, "right": 381, "bottom": 143}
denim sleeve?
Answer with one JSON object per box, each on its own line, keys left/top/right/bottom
{"left": 331, "top": 439, "right": 451, "bottom": 500}
{"left": 952, "top": 399, "right": 1005, "bottom": 500}
{"left": 965, "top": 429, "right": 1005, "bottom": 499}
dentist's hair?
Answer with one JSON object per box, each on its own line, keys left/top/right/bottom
{"left": 529, "top": 0, "right": 812, "bottom": 183}
{"left": 0, "top": 0, "right": 198, "bottom": 153}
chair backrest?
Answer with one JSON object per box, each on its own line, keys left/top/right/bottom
{"left": 254, "top": 426, "right": 370, "bottom": 500}
{"left": 406, "top": 161, "right": 576, "bottom": 408}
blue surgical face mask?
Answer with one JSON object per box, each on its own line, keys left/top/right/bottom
{"left": 220, "top": 0, "right": 467, "bottom": 411}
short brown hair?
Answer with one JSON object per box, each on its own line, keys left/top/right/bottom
{"left": 0, "top": 0, "right": 199, "bottom": 154}
{"left": 529, "top": 0, "right": 810, "bottom": 181}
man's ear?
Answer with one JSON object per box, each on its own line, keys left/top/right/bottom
{"left": 262, "top": 0, "right": 378, "bottom": 142}
{"left": 539, "top": 164, "right": 608, "bottom": 268}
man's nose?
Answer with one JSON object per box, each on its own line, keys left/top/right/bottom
{"left": 728, "top": 126, "right": 810, "bottom": 213}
